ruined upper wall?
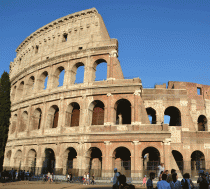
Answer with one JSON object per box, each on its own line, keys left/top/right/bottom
{"left": 9, "top": 8, "right": 115, "bottom": 81}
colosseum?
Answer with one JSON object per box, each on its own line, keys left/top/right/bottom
{"left": 3, "top": 7, "right": 210, "bottom": 179}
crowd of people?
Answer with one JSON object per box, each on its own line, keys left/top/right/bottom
{"left": 82, "top": 172, "right": 95, "bottom": 185}
{"left": 146, "top": 163, "right": 210, "bottom": 189}
{"left": 0, "top": 168, "right": 32, "bottom": 181}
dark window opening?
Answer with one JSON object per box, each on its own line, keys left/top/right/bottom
{"left": 191, "top": 151, "right": 205, "bottom": 171}
{"left": 164, "top": 106, "right": 181, "bottom": 126}
{"left": 197, "top": 87, "right": 201, "bottom": 95}
{"left": 79, "top": 47, "right": 83, "bottom": 50}
{"left": 52, "top": 108, "right": 59, "bottom": 128}
{"left": 71, "top": 103, "right": 80, "bottom": 127}
{"left": 116, "top": 99, "right": 131, "bottom": 124}
{"left": 63, "top": 34, "right": 68, "bottom": 42}
{"left": 42, "top": 149, "right": 55, "bottom": 174}
{"left": 35, "top": 46, "right": 39, "bottom": 54}
{"left": 146, "top": 108, "right": 157, "bottom": 124}
{"left": 198, "top": 115, "right": 207, "bottom": 131}
{"left": 92, "top": 101, "right": 104, "bottom": 125}
{"left": 172, "top": 150, "right": 183, "bottom": 173}
{"left": 89, "top": 147, "right": 102, "bottom": 177}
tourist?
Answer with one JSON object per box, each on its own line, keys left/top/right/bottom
{"left": 206, "top": 172, "right": 209, "bottom": 184}
{"left": 69, "top": 172, "right": 73, "bottom": 183}
{"left": 159, "top": 171, "right": 163, "bottom": 181}
{"left": 113, "top": 168, "right": 120, "bottom": 189}
{"left": 142, "top": 175, "right": 147, "bottom": 187}
{"left": 167, "top": 169, "right": 176, "bottom": 183}
{"left": 91, "top": 174, "right": 95, "bottom": 185}
{"left": 118, "top": 174, "right": 135, "bottom": 189}
{"left": 181, "top": 173, "right": 194, "bottom": 189}
{"left": 170, "top": 173, "right": 181, "bottom": 189}
{"left": 157, "top": 173, "right": 171, "bottom": 189}
{"left": 87, "top": 172, "right": 90, "bottom": 185}
{"left": 146, "top": 172, "right": 155, "bottom": 189}
{"left": 157, "top": 163, "right": 165, "bottom": 178}
{"left": 83, "top": 172, "right": 87, "bottom": 185}
{"left": 197, "top": 171, "right": 208, "bottom": 189}
{"left": 47, "top": 171, "right": 51, "bottom": 182}
{"left": 66, "top": 173, "right": 70, "bottom": 183}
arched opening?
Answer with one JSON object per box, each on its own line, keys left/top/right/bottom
{"left": 198, "top": 115, "right": 207, "bottom": 131}
{"left": 146, "top": 107, "right": 157, "bottom": 124}
{"left": 66, "top": 102, "right": 80, "bottom": 127}
{"left": 94, "top": 59, "right": 107, "bottom": 81}
{"left": 142, "top": 147, "right": 160, "bottom": 176}
{"left": 42, "top": 148, "right": 55, "bottom": 174}
{"left": 17, "top": 81, "right": 24, "bottom": 99}
{"left": 64, "top": 147, "right": 78, "bottom": 176}
{"left": 53, "top": 66, "right": 65, "bottom": 88}
{"left": 11, "top": 114, "right": 17, "bottom": 134}
{"left": 47, "top": 105, "right": 59, "bottom": 128}
{"left": 115, "top": 99, "right": 131, "bottom": 125}
{"left": 191, "top": 151, "right": 205, "bottom": 171}
{"left": 27, "top": 149, "right": 37, "bottom": 175}
{"left": 172, "top": 150, "right": 183, "bottom": 174}
{"left": 11, "top": 86, "right": 16, "bottom": 101}
{"left": 38, "top": 71, "right": 48, "bottom": 90}
{"left": 72, "top": 62, "right": 85, "bottom": 84}
{"left": 32, "top": 108, "right": 42, "bottom": 130}
{"left": 164, "top": 106, "right": 181, "bottom": 126}
{"left": 113, "top": 147, "right": 131, "bottom": 177}
{"left": 27, "top": 76, "right": 35, "bottom": 95}
{"left": 14, "top": 150, "right": 22, "bottom": 170}
{"left": 91, "top": 100, "right": 104, "bottom": 125}
{"left": 19, "top": 111, "right": 28, "bottom": 132}
{"left": 88, "top": 147, "right": 102, "bottom": 177}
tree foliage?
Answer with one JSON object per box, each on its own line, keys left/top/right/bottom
{"left": 0, "top": 71, "right": 11, "bottom": 171}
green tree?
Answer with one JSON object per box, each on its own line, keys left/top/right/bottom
{"left": 0, "top": 71, "right": 11, "bottom": 171}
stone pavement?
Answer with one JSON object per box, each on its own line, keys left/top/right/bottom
{"left": 0, "top": 181, "right": 147, "bottom": 189}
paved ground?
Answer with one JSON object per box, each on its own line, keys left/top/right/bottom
{"left": 0, "top": 181, "right": 147, "bottom": 189}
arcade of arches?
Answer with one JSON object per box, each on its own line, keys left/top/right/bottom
{"left": 5, "top": 144, "right": 209, "bottom": 178}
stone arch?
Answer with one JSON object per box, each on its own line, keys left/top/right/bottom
{"left": 52, "top": 66, "right": 65, "bottom": 88}
{"left": 46, "top": 105, "right": 59, "bottom": 128}
{"left": 65, "top": 102, "right": 80, "bottom": 127}
{"left": 17, "top": 81, "right": 24, "bottom": 99}
{"left": 11, "top": 114, "right": 17, "bottom": 134}
{"left": 14, "top": 150, "right": 22, "bottom": 169}
{"left": 63, "top": 147, "right": 78, "bottom": 176}
{"left": 164, "top": 106, "right": 181, "bottom": 126}
{"left": 114, "top": 99, "right": 131, "bottom": 125}
{"left": 27, "top": 149, "right": 37, "bottom": 173}
{"left": 142, "top": 147, "right": 160, "bottom": 175}
{"left": 113, "top": 146, "right": 131, "bottom": 177}
{"left": 19, "top": 111, "right": 28, "bottom": 132}
{"left": 11, "top": 85, "right": 17, "bottom": 101}
{"left": 94, "top": 59, "right": 107, "bottom": 81}
{"left": 31, "top": 108, "right": 42, "bottom": 130}
{"left": 71, "top": 62, "right": 85, "bottom": 84}
{"left": 146, "top": 107, "right": 157, "bottom": 124}
{"left": 197, "top": 115, "right": 207, "bottom": 131}
{"left": 27, "top": 76, "right": 35, "bottom": 95}
{"left": 191, "top": 150, "right": 205, "bottom": 171}
{"left": 42, "top": 148, "right": 55, "bottom": 174}
{"left": 86, "top": 147, "right": 102, "bottom": 177}
{"left": 172, "top": 150, "right": 183, "bottom": 173}
{"left": 88, "top": 100, "right": 105, "bottom": 125}
{"left": 37, "top": 71, "right": 48, "bottom": 90}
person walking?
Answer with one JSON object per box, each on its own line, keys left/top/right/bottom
{"left": 113, "top": 168, "right": 120, "bottom": 189}
{"left": 170, "top": 173, "right": 181, "bottom": 189}
{"left": 91, "top": 174, "right": 95, "bottom": 185}
{"left": 83, "top": 172, "right": 87, "bottom": 185}
{"left": 146, "top": 172, "right": 155, "bottom": 189}
{"left": 157, "top": 174, "right": 171, "bottom": 189}
{"left": 142, "top": 175, "right": 147, "bottom": 187}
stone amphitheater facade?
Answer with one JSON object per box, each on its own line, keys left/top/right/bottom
{"left": 3, "top": 8, "right": 210, "bottom": 178}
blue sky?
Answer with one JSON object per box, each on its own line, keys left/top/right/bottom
{"left": 1, "top": 0, "right": 210, "bottom": 88}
